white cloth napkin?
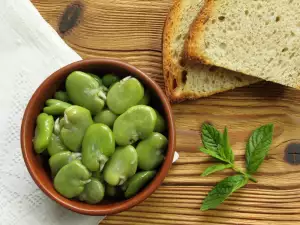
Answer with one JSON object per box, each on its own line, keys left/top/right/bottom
{"left": 0, "top": 0, "right": 179, "bottom": 224}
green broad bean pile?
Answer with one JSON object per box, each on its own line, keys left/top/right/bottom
{"left": 33, "top": 71, "right": 168, "bottom": 204}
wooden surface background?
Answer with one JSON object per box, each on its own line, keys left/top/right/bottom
{"left": 32, "top": 0, "right": 300, "bottom": 224}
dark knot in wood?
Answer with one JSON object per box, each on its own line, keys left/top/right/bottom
{"left": 59, "top": 2, "right": 83, "bottom": 34}
{"left": 284, "top": 143, "right": 300, "bottom": 165}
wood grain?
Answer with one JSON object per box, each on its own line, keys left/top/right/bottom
{"left": 31, "top": 0, "right": 300, "bottom": 224}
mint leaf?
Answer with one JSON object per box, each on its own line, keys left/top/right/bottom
{"left": 201, "top": 164, "right": 232, "bottom": 177}
{"left": 199, "top": 147, "right": 231, "bottom": 163}
{"left": 201, "top": 124, "right": 234, "bottom": 163}
{"left": 246, "top": 124, "right": 274, "bottom": 174}
{"left": 201, "top": 124, "right": 222, "bottom": 152}
{"left": 222, "top": 127, "right": 234, "bottom": 163}
{"left": 200, "top": 175, "right": 248, "bottom": 211}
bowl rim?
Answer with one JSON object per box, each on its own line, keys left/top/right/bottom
{"left": 20, "top": 58, "right": 176, "bottom": 215}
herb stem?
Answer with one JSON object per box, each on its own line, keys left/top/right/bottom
{"left": 232, "top": 166, "right": 257, "bottom": 183}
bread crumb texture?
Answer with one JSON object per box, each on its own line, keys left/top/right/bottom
{"left": 194, "top": 0, "right": 300, "bottom": 88}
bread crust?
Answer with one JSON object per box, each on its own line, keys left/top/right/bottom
{"left": 185, "top": 0, "right": 214, "bottom": 64}
{"left": 163, "top": 0, "right": 192, "bottom": 103}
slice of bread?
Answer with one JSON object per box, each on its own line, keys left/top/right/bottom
{"left": 163, "top": 0, "right": 259, "bottom": 102}
{"left": 186, "top": 0, "right": 300, "bottom": 89}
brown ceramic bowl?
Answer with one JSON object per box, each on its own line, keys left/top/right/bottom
{"left": 20, "top": 58, "right": 175, "bottom": 215}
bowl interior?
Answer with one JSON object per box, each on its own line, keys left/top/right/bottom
{"left": 21, "top": 59, "right": 175, "bottom": 215}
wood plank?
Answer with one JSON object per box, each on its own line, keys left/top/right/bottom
{"left": 31, "top": 0, "right": 300, "bottom": 224}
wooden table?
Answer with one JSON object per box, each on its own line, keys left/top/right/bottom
{"left": 32, "top": 0, "right": 300, "bottom": 224}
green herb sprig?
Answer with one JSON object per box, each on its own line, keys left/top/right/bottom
{"left": 200, "top": 123, "right": 274, "bottom": 211}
